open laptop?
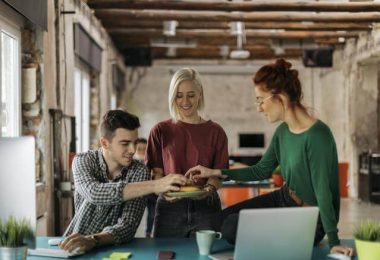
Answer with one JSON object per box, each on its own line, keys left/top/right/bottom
{"left": 0, "top": 137, "right": 83, "bottom": 258}
{"left": 209, "top": 207, "right": 319, "bottom": 260}
{"left": 0, "top": 137, "right": 36, "bottom": 248}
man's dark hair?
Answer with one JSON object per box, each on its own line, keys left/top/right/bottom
{"left": 135, "top": 138, "right": 147, "bottom": 145}
{"left": 100, "top": 110, "right": 140, "bottom": 140}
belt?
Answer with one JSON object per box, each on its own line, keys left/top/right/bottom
{"left": 288, "top": 188, "right": 310, "bottom": 207}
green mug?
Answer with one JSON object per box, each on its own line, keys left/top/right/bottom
{"left": 196, "top": 230, "right": 222, "bottom": 255}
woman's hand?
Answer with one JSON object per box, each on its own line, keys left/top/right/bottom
{"left": 185, "top": 165, "right": 222, "bottom": 181}
{"left": 330, "top": 245, "right": 355, "bottom": 256}
{"left": 190, "top": 183, "right": 217, "bottom": 200}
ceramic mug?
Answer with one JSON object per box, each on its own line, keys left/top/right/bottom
{"left": 196, "top": 230, "right": 222, "bottom": 255}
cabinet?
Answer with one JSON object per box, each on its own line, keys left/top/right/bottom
{"left": 359, "top": 152, "right": 380, "bottom": 203}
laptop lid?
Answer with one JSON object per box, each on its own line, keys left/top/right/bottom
{"left": 0, "top": 137, "right": 36, "bottom": 248}
{"left": 234, "top": 207, "right": 319, "bottom": 260}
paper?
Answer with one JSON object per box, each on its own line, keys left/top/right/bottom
{"left": 103, "top": 252, "right": 132, "bottom": 260}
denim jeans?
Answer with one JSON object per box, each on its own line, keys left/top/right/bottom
{"left": 145, "top": 194, "right": 158, "bottom": 237}
{"left": 153, "top": 192, "right": 222, "bottom": 238}
{"left": 221, "top": 185, "right": 325, "bottom": 245}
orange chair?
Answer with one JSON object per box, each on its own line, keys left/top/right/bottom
{"left": 339, "top": 162, "right": 349, "bottom": 198}
{"left": 220, "top": 188, "right": 253, "bottom": 207}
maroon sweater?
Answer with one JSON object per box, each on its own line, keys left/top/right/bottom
{"left": 146, "top": 119, "right": 229, "bottom": 185}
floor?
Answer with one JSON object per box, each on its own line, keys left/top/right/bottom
{"left": 135, "top": 198, "right": 380, "bottom": 239}
{"left": 338, "top": 198, "right": 380, "bottom": 238}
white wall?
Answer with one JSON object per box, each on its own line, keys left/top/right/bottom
{"left": 125, "top": 27, "right": 380, "bottom": 200}
{"left": 125, "top": 61, "right": 334, "bottom": 157}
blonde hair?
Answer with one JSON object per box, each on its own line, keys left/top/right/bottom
{"left": 168, "top": 67, "right": 205, "bottom": 120}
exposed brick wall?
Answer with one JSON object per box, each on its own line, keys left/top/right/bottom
{"left": 21, "top": 24, "right": 44, "bottom": 182}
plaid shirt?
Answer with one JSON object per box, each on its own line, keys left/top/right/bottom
{"left": 63, "top": 149, "right": 149, "bottom": 243}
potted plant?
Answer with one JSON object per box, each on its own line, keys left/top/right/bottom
{"left": 271, "top": 166, "right": 284, "bottom": 187}
{"left": 354, "top": 220, "right": 380, "bottom": 260}
{"left": 0, "top": 216, "right": 33, "bottom": 260}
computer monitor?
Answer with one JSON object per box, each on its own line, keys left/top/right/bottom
{"left": 239, "top": 133, "right": 265, "bottom": 148}
{"left": 0, "top": 136, "right": 36, "bottom": 248}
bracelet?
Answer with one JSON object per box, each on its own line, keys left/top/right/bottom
{"left": 204, "top": 183, "right": 217, "bottom": 193}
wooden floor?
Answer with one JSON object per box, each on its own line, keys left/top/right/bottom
{"left": 135, "top": 198, "right": 380, "bottom": 239}
{"left": 338, "top": 198, "right": 380, "bottom": 238}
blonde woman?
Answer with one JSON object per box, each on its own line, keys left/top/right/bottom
{"left": 146, "top": 68, "right": 229, "bottom": 237}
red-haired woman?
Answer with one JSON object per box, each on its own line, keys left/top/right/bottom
{"left": 186, "top": 59, "right": 354, "bottom": 256}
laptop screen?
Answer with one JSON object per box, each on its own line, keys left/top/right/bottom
{"left": 235, "top": 207, "right": 319, "bottom": 260}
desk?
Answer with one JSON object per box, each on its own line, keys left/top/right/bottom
{"left": 28, "top": 237, "right": 357, "bottom": 260}
{"left": 220, "top": 180, "right": 273, "bottom": 207}
{"left": 222, "top": 180, "right": 272, "bottom": 189}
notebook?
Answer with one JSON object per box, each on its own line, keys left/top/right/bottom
{"left": 209, "top": 207, "right": 319, "bottom": 260}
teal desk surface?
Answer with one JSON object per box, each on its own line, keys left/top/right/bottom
{"left": 28, "top": 237, "right": 357, "bottom": 260}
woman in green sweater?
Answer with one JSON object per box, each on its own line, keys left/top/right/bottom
{"left": 186, "top": 59, "right": 353, "bottom": 256}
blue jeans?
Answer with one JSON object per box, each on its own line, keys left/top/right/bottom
{"left": 221, "top": 185, "right": 325, "bottom": 245}
{"left": 146, "top": 194, "right": 158, "bottom": 236}
{"left": 153, "top": 192, "right": 222, "bottom": 238}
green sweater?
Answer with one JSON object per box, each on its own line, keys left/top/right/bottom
{"left": 222, "top": 120, "right": 340, "bottom": 248}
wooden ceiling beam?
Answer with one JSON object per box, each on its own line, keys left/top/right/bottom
{"left": 109, "top": 29, "right": 359, "bottom": 39}
{"left": 102, "top": 20, "right": 371, "bottom": 31}
{"left": 94, "top": 9, "right": 380, "bottom": 23}
{"left": 88, "top": 0, "right": 380, "bottom": 12}
{"left": 114, "top": 37, "right": 272, "bottom": 47}
{"left": 115, "top": 38, "right": 344, "bottom": 50}
{"left": 152, "top": 48, "right": 302, "bottom": 60}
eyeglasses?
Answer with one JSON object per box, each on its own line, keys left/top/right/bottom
{"left": 255, "top": 95, "right": 273, "bottom": 107}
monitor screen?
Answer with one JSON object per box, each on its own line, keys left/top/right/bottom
{"left": 239, "top": 133, "right": 265, "bottom": 148}
{"left": 0, "top": 136, "right": 36, "bottom": 248}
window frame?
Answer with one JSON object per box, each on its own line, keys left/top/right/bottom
{"left": 0, "top": 12, "right": 22, "bottom": 137}
{"left": 74, "top": 60, "right": 91, "bottom": 153}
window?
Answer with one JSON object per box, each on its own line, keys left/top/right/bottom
{"left": 0, "top": 16, "right": 21, "bottom": 137}
{"left": 74, "top": 64, "right": 90, "bottom": 153}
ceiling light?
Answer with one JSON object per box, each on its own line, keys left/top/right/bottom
{"left": 229, "top": 30, "right": 249, "bottom": 59}
{"left": 274, "top": 47, "right": 285, "bottom": 55}
{"left": 229, "top": 21, "right": 245, "bottom": 36}
{"left": 166, "top": 47, "right": 177, "bottom": 57}
{"left": 219, "top": 45, "right": 230, "bottom": 58}
{"left": 150, "top": 38, "right": 197, "bottom": 48}
{"left": 230, "top": 49, "right": 250, "bottom": 59}
{"left": 163, "top": 20, "right": 178, "bottom": 36}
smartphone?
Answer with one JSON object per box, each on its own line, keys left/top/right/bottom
{"left": 157, "top": 250, "right": 175, "bottom": 259}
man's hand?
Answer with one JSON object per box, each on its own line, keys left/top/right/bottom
{"left": 153, "top": 174, "right": 188, "bottom": 194}
{"left": 162, "top": 193, "right": 181, "bottom": 202}
{"left": 330, "top": 245, "right": 354, "bottom": 256}
{"left": 59, "top": 233, "right": 96, "bottom": 253}
{"left": 185, "top": 165, "right": 222, "bottom": 181}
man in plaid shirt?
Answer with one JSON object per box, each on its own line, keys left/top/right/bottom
{"left": 60, "top": 110, "right": 188, "bottom": 253}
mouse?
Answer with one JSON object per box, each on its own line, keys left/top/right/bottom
{"left": 327, "top": 253, "right": 351, "bottom": 260}
{"left": 48, "top": 238, "right": 62, "bottom": 246}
